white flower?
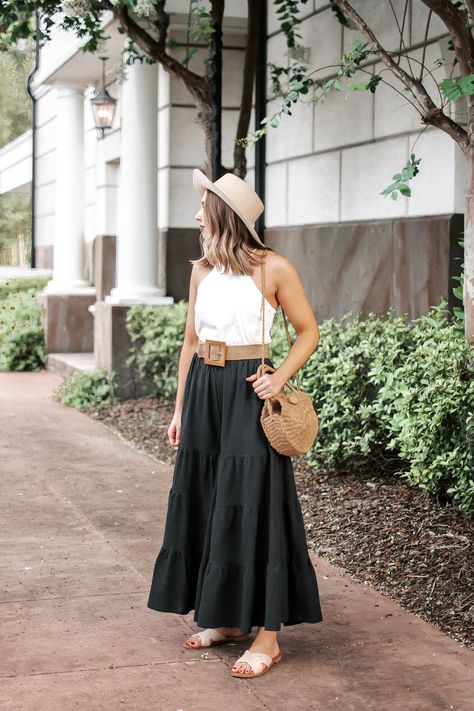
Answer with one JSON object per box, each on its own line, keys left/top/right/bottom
{"left": 133, "top": 0, "right": 158, "bottom": 18}
{"left": 62, "top": 0, "right": 91, "bottom": 18}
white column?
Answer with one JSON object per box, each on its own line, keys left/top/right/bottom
{"left": 45, "top": 85, "right": 93, "bottom": 293}
{"left": 106, "top": 60, "right": 171, "bottom": 305}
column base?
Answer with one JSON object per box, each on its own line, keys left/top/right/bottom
{"left": 94, "top": 235, "right": 116, "bottom": 302}
{"left": 43, "top": 281, "right": 96, "bottom": 295}
{"left": 94, "top": 301, "right": 168, "bottom": 400}
{"left": 105, "top": 291, "right": 174, "bottom": 306}
{"left": 37, "top": 289, "right": 96, "bottom": 353}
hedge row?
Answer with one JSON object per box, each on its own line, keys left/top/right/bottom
{"left": 0, "top": 276, "right": 50, "bottom": 372}
{"left": 126, "top": 298, "right": 474, "bottom": 512}
{"left": 3, "top": 278, "right": 472, "bottom": 511}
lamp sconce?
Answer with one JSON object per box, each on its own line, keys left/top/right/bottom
{"left": 90, "top": 56, "right": 117, "bottom": 139}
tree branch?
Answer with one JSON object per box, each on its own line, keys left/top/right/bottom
{"left": 232, "top": 0, "right": 262, "bottom": 177}
{"left": 419, "top": 0, "right": 474, "bottom": 75}
{"left": 102, "top": 0, "right": 212, "bottom": 105}
{"left": 332, "top": 0, "right": 470, "bottom": 153}
{"left": 419, "top": 0, "right": 474, "bottom": 142}
{"left": 419, "top": 8, "right": 431, "bottom": 82}
{"left": 467, "top": 0, "right": 474, "bottom": 24}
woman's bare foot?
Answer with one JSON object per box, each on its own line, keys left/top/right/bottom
{"left": 185, "top": 626, "right": 247, "bottom": 648}
{"left": 231, "top": 627, "right": 280, "bottom": 675}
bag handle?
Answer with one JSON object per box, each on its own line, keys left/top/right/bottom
{"left": 259, "top": 253, "right": 301, "bottom": 390}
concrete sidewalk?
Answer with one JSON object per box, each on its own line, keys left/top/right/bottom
{"left": 1, "top": 370, "right": 472, "bottom": 711}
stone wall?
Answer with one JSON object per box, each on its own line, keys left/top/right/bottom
{"left": 165, "top": 214, "right": 463, "bottom": 324}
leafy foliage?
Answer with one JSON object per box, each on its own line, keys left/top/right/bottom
{"left": 273, "top": 0, "right": 309, "bottom": 48}
{"left": 439, "top": 74, "right": 474, "bottom": 102}
{"left": 0, "top": 49, "right": 32, "bottom": 148}
{"left": 452, "top": 234, "right": 465, "bottom": 334}
{"left": 0, "top": 275, "right": 50, "bottom": 298}
{"left": 303, "top": 300, "right": 474, "bottom": 512}
{"left": 54, "top": 368, "right": 118, "bottom": 410}
{"left": 373, "top": 304, "right": 474, "bottom": 512}
{"left": 329, "top": 0, "right": 357, "bottom": 29}
{"left": 0, "top": 192, "right": 31, "bottom": 254}
{"left": 125, "top": 300, "right": 189, "bottom": 403}
{"left": 268, "top": 61, "right": 311, "bottom": 98}
{"left": 0, "top": 276, "right": 50, "bottom": 371}
{"left": 347, "top": 74, "right": 381, "bottom": 93}
{"left": 380, "top": 153, "right": 422, "bottom": 201}
{"left": 124, "top": 297, "right": 474, "bottom": 512}
{"left": 168, "top": 0, "right": 215, "bottom": 76}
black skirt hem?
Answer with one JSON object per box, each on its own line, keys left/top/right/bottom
{"left": 146, "top": 546, "right": 323, "bottom": 635}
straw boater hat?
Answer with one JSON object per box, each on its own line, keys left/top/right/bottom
{"left": 192, "top": 168, "right": 265, "bottom": 247}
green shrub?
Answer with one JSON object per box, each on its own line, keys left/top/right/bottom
{"left": 125, "top": 300, "right": 189, "bottom": 403}
{"left": 451, "top": 233, "right": 464, "bottom": 337}
{"left": 372, "top": 302, "right": 474, "bottom": 511}
{"left": 125, "top": 300, "right": 293, "bottom": 402}
{"left": 125, "top": 297, "right": 474, "bottom": 511}
{"left": 303, "top": 299, "right": 474, "bottom": 511}
{"left": 0, "top": 275, "right": 51, "bottom": 298}
{"left": 301, "top": 307, "right": 418, "bottom": 468}
{"left": 55, "top": 368, "right": 118, "bottom": 410}
{"left": 0, "top": 283, "right": 48, "bottom": 371}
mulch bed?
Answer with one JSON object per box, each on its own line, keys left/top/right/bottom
{"left": 86, "top": 396, "right": 474, "bottom": 650}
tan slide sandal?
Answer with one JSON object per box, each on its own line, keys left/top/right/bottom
{"left": 230, "top": 649, "right": 283, "bottom": 678}
{"left": 183, "top": 628, "right": 250, "bottom": 649}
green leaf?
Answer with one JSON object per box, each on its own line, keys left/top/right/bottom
{"left": 440, "top": 75, "right": 474, "bottom": 102}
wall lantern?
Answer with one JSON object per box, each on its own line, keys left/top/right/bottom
{"left": 90, "top": 56, "right": 117, "bottom": 139}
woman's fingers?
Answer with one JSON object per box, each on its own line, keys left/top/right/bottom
{"left": 168, "top": 422, "right": 181, "bottom": 447}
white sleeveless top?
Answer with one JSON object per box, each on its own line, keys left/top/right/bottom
{"left": 194, "top": 265, "right": 277, "bottom": 345}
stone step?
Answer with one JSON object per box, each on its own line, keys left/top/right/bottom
{"left": 46, "top": 352, "right": 96, "bottom": 379}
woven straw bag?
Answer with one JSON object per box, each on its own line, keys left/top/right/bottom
{"left": 256, "top": 255, "right": 319, "bottom": 456}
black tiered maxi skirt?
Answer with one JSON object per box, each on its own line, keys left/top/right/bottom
{"left": 146, "top": 351, "right": 323, "bottom": 634}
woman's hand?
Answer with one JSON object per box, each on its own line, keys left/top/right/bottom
{"left": 168, "top": 411, "right": 182, "bottom": 449}
{"left": 245, "top": 370, "right": 285, "bottom": 400}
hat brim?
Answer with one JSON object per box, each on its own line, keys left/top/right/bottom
{"left": 193, "top": 169, "right": 265, "bottom": 247}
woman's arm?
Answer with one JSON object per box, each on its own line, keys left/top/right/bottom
{"left": 168, "top": 264, "right": 201, "bottom": 449}
{"left": 173, "top": 264, "right": 200, "bottom": 416}
{"left": 248, "top": 254, "right": 319, "bottom": 400}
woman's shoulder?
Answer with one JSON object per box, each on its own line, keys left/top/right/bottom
{"left": 261, "top": 250, "right": 299, "bottom": 280}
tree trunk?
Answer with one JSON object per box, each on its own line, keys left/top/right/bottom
{"left": 465, "top": 148, "right": 474, "bottom": 344}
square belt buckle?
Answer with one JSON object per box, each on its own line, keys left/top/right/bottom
{"left": 203, "top": 339, "right": 226, "bottom": 367}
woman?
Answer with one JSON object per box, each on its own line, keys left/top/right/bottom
{"left": 147, "top": 168, "right": 323, "bottom": 679}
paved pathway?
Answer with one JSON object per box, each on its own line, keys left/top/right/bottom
{"left": 1, "top": 370, "right": 473, "bottom": 711}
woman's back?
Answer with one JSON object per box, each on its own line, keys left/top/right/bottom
{"left": 194, "top": 265, "right": 277, "bottom": 346}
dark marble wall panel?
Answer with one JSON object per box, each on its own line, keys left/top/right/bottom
{"left": 265, "top": 214, "right": 463, "bottom": 323}
{"left": 165, "top": 228, "right": 201, "bottom": 301}
{"left": 36, "top": 293, "right": 95, "bottom": 352}
{"left": 106, "top": 215, "right": 463, "bottom": 322}
{"left": 93, "top": 235, "right": 116, "bottom": 301}
{"left": 392, "top": 216, "right": 451, "bottom": 319}
{"left": 267, "top": 221, "right": 393, "bottom": 322}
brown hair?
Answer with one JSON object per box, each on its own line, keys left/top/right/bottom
{"left": 190, "top": 189, "right": 275, "bottom": 275}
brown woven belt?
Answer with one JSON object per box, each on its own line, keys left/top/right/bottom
{"left": 196, "top": 339, "right": 269, "bottom": 367}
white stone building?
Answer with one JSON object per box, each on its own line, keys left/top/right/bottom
{"left": 0, "top": 1, "right": 466, "bottom": 394}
